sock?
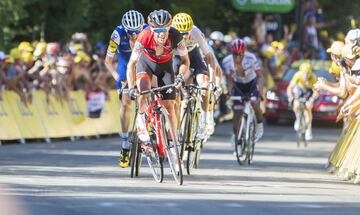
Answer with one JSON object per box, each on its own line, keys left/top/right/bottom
{"left": 120, "top": 132, "right": 130, "bottom": 150}
{"left": 201, "top": 111, "right": 207, "bottom": 126}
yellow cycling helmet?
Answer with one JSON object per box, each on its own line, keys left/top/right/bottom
{"left": 172, "top": 13, "right": 194, "bottom": 32}
{"left": 299, "top": 62, "right": 312, "bottom": 73}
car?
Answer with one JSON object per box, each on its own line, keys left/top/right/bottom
{"left": 265, "top": 60, "right": 340, "bottom": 124}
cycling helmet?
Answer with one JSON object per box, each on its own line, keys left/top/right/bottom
{"left": 172, "top": 13, "right": 193, "bottom": 32}
{"left": 148, "top": 9, "right": 172, "bottom": 28}
{"left": 231, "top": 39, "right": 247, "bottom": 54}
{"left": 210, "top": 31, "right": 224, "bottom": 41}
{"left": 299, "top": 62, "right": 312, "bottom": 74}
{"left": 122, "top": 10, "right": 144, "bottom": 31}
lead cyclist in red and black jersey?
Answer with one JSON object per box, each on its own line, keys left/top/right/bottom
{"left": 126, "top": 10, "right": 190, "bottom": 168}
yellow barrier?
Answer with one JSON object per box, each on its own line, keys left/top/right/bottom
{"left": 0, "top": 90, "right": 124, "bottom": 141}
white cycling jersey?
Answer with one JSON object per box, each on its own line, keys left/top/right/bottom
{"left": 222, "top": 51, "right": 261, "bottom": 84}
{"left": 175, "top": 25, "right": 210, "bottom": 55}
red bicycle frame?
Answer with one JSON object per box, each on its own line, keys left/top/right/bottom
{"left": 146, "top": 97, "right": 167, "bottom": 157}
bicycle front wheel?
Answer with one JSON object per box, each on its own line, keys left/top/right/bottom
{"left": 187, "top": 111, "right": 201, "bottom": 174}
{"left": 161, "top": 110, "right": 183, "bottom": 185}
{"left": 235, "top": 117, "right": 247, "bottom": 165}
{"left": 145, "top": 141, "right": 164, "bottom": 183}
{"left": 247, "top": 119, "right": 256, "bottom": 165}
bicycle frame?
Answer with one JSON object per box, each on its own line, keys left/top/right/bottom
{"left": 146, "top": 97, "right": 167, "bottom": 157}
{"left": 232, "top": 96, "right": 256, "bottom": 142}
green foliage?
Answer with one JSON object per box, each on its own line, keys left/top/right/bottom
{"left": 0, "top": 0, "right": 355, "bottom": 52}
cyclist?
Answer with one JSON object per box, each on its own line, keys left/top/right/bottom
{"left": 105, "top": 10, "right": 145, "bottom": 168}
{"left": 126, "top": 9, "right": 190, "bottom": 170}
{"left": 171, "top": 12, "right": 217, "bottom": 138}
{"left": 223, "top": 39, "right": 265, "bottom": 143}
{"left": 287, "top": 62, "right": 319, "bottom": 141}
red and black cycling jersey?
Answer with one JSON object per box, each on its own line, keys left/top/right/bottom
{"left": 132, "top": 26, "right": 187, "bottom": 64}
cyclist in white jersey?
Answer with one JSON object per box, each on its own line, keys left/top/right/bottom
{"left": 172, "top": 13, "right": 217, "bottom": 137}
{"left": 222, "top": 39, "right": 265, "bottom": 142}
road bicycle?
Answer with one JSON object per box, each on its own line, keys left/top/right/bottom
{"left": 140, "top": 84, "right": 183, "bottom": 185}
{"left": 179, "top": 84, "right": 207, "bottom": 175}
{"left": 231, "top": 96, "right": 256, "bottom": 165}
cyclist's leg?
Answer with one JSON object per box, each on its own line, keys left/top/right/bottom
{"left": 159, "top": 60, "right": 183, "bottom": 170}
{"left": 118, "top": 64, "right": 133, "bottom": 143}
{"left": 231, "top": 85, "right": 244, "bottom": 145}
{"left": 247, "top": 79, "right": 263, "bottom": 141}
{"left": 135, "top": 56, "right": 153, "bottom": 142}
{"left": 292, "top": 86, "right": 302, "bottom": 131}
{"left": 304, "top": 90, "right": 314, "bottom": 140}
{"left": 190, "top": 47, "right": 211, "bottom": 136}
{"left": 172, "top": 55, "right": 182, "bottom": 125}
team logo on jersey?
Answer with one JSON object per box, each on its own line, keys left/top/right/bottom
{"left": 111, "top": 33, "right": 118, "bottom": 41}
{"left": 177, "top": 39, "right": 186, "bottom": 49}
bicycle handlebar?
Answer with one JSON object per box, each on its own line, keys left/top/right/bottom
{"left": 183, "top": 84, "right": 208, "bottom": 91}
{"left": 140, "top": 84, "right": 177, "bottom": 95}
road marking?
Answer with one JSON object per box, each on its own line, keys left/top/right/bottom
{"left": 225, "top": 203, "right": 244, "bottom": 207}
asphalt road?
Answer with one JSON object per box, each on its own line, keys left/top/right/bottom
{"left": 1, "top": 123, "right": 360, "bottom": 215}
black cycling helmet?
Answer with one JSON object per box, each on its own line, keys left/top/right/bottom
{"left": 148, "top": 9, "right": 172, "bottom": 28}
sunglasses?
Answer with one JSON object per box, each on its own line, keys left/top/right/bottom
{"left": 126, "top": 29, "right": 141, "bottom": 35}
{"left": 151, "top": 27, "right": 169, "bottom": 33}
{"left": 180, "top": 31, "right": 189, "bottom": 36}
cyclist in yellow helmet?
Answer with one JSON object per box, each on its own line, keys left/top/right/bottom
{"left": 172, "top": 12, "right": 217, "bottom": 138}
{"left": 287, "top": 62, "right": 319, "bottom": 140}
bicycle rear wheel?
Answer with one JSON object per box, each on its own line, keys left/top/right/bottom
{"left": 130, "top": 132, "right": 138, "bottom": 178}
{"left": 161, "top": 110, "right": 183, "bottom": 185}
{"left": 296, "top": 111, "right": 306, "bottom": 148}
{"left": 179, "top": 109, "right": 191, "bottom": 161}
{"left": 135, "top": 142, "right": 142, "bottom": 177}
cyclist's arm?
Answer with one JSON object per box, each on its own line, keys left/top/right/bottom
{"left": 320, "top": 71, "right": 348, "bottom": 98}
{"left": 254, "top": 60, "right": 265, "bottom": 98}
{"left": 177, "top": 40, "right": 190, "bottom": 78}
{"left": 287, "top": 75, "right": 297, "bottom": 100}
{"left": 193, "top": 28, "right": 216, "bottom": 83}
{"left": 226, "top": 73, "right": 233, "bottom": 94}
{"left": 105, "top": 30, "right": 120, "bottom": 81}
{"left": 127, "top": 41, "right": 143, "bottom": 89}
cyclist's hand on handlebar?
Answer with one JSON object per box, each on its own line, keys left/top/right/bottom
{"left": 129, "top": 88, "right": 138, "bottom": 100}
{"left": 209, "top": 82, "right": 216, "bottom": 91}
{"left": 175, "top": 74, "right": 185, "bottom": 89}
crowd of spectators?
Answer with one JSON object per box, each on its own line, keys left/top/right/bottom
{"left": 0, "top": 33, "right": 113, "bottom": 106}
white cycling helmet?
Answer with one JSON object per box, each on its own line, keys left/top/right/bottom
{"left": 210, "top": 31, "right": 224, "bottom": 42}
{"left": 345, "top": 28, "right": 360, "bottom": 47}
{"left": 122, "top": 10, "right": 144, "bottom": 31}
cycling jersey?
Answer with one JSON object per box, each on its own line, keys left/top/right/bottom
{"left": 222, "top": 52, "right": 261, "bottom": 84}
{"left": 177, "top": 25, "right": 210, "bottom": 55}
{"left": 106, "top": 24, "right": 146, "bottom": 89}
{"left": 130, "top": 26, "right": 187, "bottom": 63}
{"left": 290, "top": 71, "right": 317, "bottom": 89}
